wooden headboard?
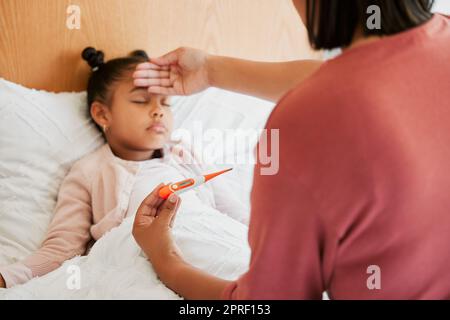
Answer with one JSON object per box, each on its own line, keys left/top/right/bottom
{"left": 0, "top": 0, "right": 318, "bottom": 92}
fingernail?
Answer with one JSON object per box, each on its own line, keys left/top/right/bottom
{"left": 169, "top": 194, "right": 178, "bottom": 203}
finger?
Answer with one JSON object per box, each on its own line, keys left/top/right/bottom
{"left": 142, "top": 183, "right": 165, "bottom": 207}
{"left": 147, "top": 86, "right": 179, "bottom": 96}
{"left": 156, "top": 193, "right": 180, "bottom": 227}
{"left": 135, "top": 62, "right": 170, "bottom": 71}
{"left": 146, "top": 186, "right": 166, "bottom": 217}
{"left": 149, "top": 196, "right": 165, "bottom": 217}
{"left": 169, "top": 196, "right": 182, "bottom": 228}
{"left": 135, "top": 183, "right": 165, "bottom": 220}
{"left": 150, "top": 50, "right": 180, "bottom": 66}
{"left": 134, "top": 78, "right": 173, "bottom": 88}
{"left": 133, "top": 69, "right": 170, "bottom": 79}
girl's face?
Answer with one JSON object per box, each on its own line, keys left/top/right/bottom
{"left": 92, "top": 76, "right": 174, "bottom": 160}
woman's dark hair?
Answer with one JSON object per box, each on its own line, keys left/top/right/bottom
{"left": 305, "top": 0, "right": 435, "bottom": 50}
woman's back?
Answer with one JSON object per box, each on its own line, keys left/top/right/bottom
{"left": 232, "top": 14, "right": 450, "bottom": 299}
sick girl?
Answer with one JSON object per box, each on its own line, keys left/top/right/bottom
{"left": 0, "top": 47, "right": 250, "bottom": 289}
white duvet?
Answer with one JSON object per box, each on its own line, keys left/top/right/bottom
{"left": 0, "top": 199, "right": 250, "bottom": 299}
{"left": 0, "top": 81, "right": 274, "bottom": 300}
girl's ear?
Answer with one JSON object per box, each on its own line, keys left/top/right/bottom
{"left": 90, "top": 101, "right": 111, "bottom": 128}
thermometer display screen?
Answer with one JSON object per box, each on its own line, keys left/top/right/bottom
{"left": 178, "top": 179, "right": 194, "bottom": 187}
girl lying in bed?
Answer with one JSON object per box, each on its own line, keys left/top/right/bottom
{"left": 0, "top": 48, "right": 250, "bottom": 290}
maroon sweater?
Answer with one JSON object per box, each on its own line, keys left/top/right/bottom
{"left": 223, "top": 14, "right": 450, "bottom": 299}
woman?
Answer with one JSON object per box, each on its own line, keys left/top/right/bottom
{"left": 131, "top": 0, "right": 450, "bottom": 299}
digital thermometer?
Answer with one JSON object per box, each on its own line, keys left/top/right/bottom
{"left": 158, "top": 168, "right": 233, "bottom": 199}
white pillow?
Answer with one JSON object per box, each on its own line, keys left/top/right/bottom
{"left": 0, "top": 79, "right": 275, "bottom": 268}
{"left": 433, "top": 0, "right": 450, "bottom": 14}
{"left": 170, "top": 88, "right": 275, "bottom": 211}
{"left": 0, "top": 78, "right": 104, "bottom": 267}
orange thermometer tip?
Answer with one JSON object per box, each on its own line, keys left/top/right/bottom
{"left": 158, "top": 168, "right": 233, "bottom": 199}
{"left": 203, "top": 167, "right": 233, "bottom": 182}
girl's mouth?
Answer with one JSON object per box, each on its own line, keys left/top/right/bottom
{"left": 147, "top": 123, "right": 166, "bottom": 134}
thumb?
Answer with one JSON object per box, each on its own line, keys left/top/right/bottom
{"left": 157, "top": 193, "right": 180, "bottom": 226}
{"left": 150, "top": 49, "right": 180, "bottom": 66}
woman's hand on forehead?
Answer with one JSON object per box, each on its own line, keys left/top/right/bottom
{"left": 133, "top": 62, "right": 171, "bottom": 86}
{"left": 132, "top": 47, "right": 210, "bottom": 96}
{"left": 137, "top": 62, "right": 170, "bottom": 71}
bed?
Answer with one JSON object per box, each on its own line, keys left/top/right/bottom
{"left": 0, "top": 0, "right": 318, "bottom": 299}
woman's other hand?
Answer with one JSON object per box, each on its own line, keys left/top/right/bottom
{"left": 133, "top": 47, "right": 210, "bottom": 96}
{"left": 132, "top": 183, "right": 183, "bottom": 271}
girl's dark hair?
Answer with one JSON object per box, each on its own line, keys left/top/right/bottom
{"left": 82, "top": 47, "right": 149, "bottom": 108}
{"left": 81, "top": 47, "right": 163, "bottom": 159}
{"left": 306, "top": 0, "right": 435, "bottom": 50}
{"left": 81, "top": 46, "right": 150, "bottom": 135}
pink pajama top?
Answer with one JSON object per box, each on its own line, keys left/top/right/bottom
{"left": 0, "top": 143, "right": 248, "bottom": 288}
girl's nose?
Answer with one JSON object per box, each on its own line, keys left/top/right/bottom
{"left": 150, "top": 105, "right": 164, "bottom": 118}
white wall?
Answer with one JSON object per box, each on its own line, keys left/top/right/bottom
{"left": 433, "top": 0, "right": 450, "bottom": 14}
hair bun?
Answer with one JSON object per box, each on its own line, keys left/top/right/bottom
{"left": 129, "top": 50, "right": 149, "bottom": 60}
{"left": 82, "top": 47, "right": 105, "bottom": 70}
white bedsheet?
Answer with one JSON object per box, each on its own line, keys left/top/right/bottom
{"left": 0, "top": 79, "right": 274, "bottom": 299}
{"left": 0, "top": 193, "right": 250, "bottom": 299}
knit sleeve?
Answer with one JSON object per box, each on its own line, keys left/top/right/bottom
{"left": 0, "top": 161, "right": 93, "bottom": 288}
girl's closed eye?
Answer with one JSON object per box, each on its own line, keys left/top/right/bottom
{"left": 131, "top": 98, "right": 170, "bottom": 106}
{"left": 161, "top": 98, "right": 171, "bottom": 107}
{"left": 129, "top": 87, "right": 150, "bottom": 104}
{"left": 131, "top": 99, "right": 149, "bottom": 104}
